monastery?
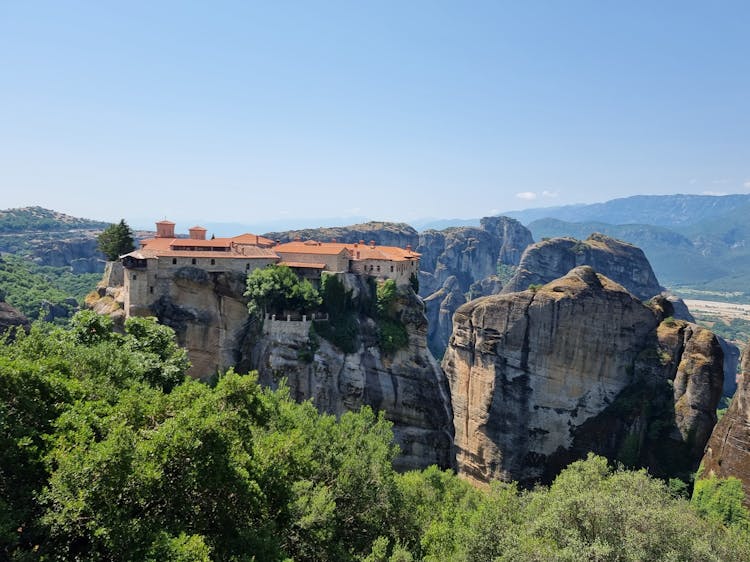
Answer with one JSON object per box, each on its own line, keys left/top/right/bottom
{"left": 121, "top": 220, "right": 420, "bottom": 317}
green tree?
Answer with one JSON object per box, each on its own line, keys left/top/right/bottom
{"left": 245, "top": 265, "right": 321, "bottom": 317}
{"left": 693, "top": 474, "right": 750, "bottom": 528}
{"left": 97, "top": 219, "right": 135, "bottom": 261}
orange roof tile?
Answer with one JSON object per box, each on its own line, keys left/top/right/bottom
{"left": 231, "top": 233, "right": 276, "bottom": 247}
{"left": 124, "top": 247, "right": 279, "bottom": 260}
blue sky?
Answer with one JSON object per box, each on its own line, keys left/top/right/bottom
{"left": 1, "top": 1, "right": 749, "bottom": 228}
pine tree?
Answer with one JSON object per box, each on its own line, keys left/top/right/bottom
{"left": 97, "top": 219, "right": 135, "bottom": 261}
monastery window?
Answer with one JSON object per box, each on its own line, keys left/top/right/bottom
{"left": 172, "top": 258, "right": 177, "bottom": 265}
{"left": 390, "top": 265, "right": 394, "bottom": 272}
{"left": 192, "top": 258, "right": 197, "bottom": 265}
{"left": 377, "top": 265, "right": 380, "bottom": 272}
{"left": 132, "top": 274, "right": 137, "bottom": 280}
{"left": 246, "top": 263, "right": 250, "bottom": 271}
{"left": 211, "top": 259, "right": 215, "bottom": 265}
{"left": 150, "top": 286, "right": 154, "bottom": 294}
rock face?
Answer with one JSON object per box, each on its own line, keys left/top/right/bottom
{"left": 250, "top": 274, "right": 454, "bottom": 471}
{"left": 442, "top": 266, "right": 723, "bottom": 486}
{"left": 0, "top": 301, "right": 29, "bottom": 336}
{"left": 150, "top": 268, "right": 256, "bottom": 378}
{"left": 418, "top": 217, "right": 533, "bottom": 358}
{"left": 264, "top": 221, "right": 419, "bottom": 249}
{"left": 503, "top": 233, "right": 663, "bottom": 301}
{"left": 701, "top": 346, "right": 750, "bottom": 509}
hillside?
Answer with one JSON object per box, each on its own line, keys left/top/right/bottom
{"left": 0, "top": 206, "right": 109, "bottom": 233}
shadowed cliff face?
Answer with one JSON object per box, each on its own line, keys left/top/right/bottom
{"left": 442, "top": 266, "right": 723, "bottom": 486}
{"left": 701, "top": 346, "right": 750, "bottom": 509}
{"left": 250, "top": 273, "right": 455, "bottom": 471}
{"left": 418, "top": 217, "right": 534, "bottom": 358}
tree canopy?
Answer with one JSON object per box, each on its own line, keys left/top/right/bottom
{"left": 1, "top": 312, "right": 749, "bottom": 561}
{"left": 97, "top": 219, "right": 135, "bottom": 261}
{"left": 245, "top": 265, "right": 321, "bottom": 316}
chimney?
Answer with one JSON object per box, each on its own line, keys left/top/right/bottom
{"left": 156, "top": 220, "right": 176, "bottom": 238}
{"left": 369, "top": 240, "right": 376, "bottom": 248}
{"left": 406, "top": 244, "right": 412, "bottom": 252}
{"left": 359, "top": 240, "right": 365, "bottom": 245}
{"left": 189, "top": 226, "right": 207, "bottom": 240}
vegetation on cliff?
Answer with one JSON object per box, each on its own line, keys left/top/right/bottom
{"left": 96, "top": 219, "right": 135, "bottom": 261}
{"left": 1, "top": 314, "right": 749, "bottom": 561}
{"left": 245, "top": 264, "right": 321, "bottom": 317}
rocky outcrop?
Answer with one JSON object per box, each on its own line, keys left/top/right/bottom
{"left": 150, "top": 268, "right": 256, "bottom": 379}
{"left": 480, "top": 216, "right": 535, "bottom": 266}
{"left": 264, "top": 221, "right": 419, "bottom": 249}
{"left": 0, "top": 301, "right": 29, "bottom": 337}
{"left": 250, "top": 274, "right": 454, "bottom": 471}
{"left": 701, "top": 346, "right": 750, "bottom": 509}
{"left": 502, "top": 233, "right": 663, "bottom": 301}
{"left": 417, "top": 217, "right": 533, "bottom": 357}
{"left": 443, "top": 266, "right": 723, "bottom": 486}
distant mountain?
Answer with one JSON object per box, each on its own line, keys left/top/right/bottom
{"left": 0, "top": 206, "right": 109, "bottom": 233}
{"left": 504, "top": 194, "right": 750, "bottom": 227}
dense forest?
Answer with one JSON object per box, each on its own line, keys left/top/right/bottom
{"left": 1, "top": 313, "right": 749, "bottom": 561}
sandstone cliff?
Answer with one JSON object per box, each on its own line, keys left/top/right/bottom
{"left": 701, "top": 346, "right": 750, "bottom": 509}
{"left": 442, "top": 266, "right": 723, "bottom": 486}
{"left": 250, "top": 273, "right": 454, "bottom": 471}
{"left": 502, "top": 233, "right": 663, "bottom": 301}
{"left": 418, "top": 217, "right": 533, "bottom": 358}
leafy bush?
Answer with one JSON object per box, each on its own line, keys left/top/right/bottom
{"left": 692, "top": 475, "right": 750, "bottom": 528}
{"left": 245, "top": 265, "right": 321, "bottom": 317}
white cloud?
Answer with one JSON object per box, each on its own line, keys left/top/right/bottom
{"left": 743, "top": 181, "right": 750, "bottom": 190}
{"left": 541, "top": 190, "right": 559, "bottom": 198}
{"left": 711, "top": 179, "right": 729, "bottom": 185}
{"left": 515, "top": 191, "right": 537, "bottom": 201}
{"left": 701, "top": 190, "right": 727, "bottom": 196}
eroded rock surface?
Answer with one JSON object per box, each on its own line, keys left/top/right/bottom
{"left": 701, "top": 346, "right": 750, "bottom": 509}
{"left": 417, "top": 217, "right": 533, "bottom": 357}
{"left": 502, "top": 233, "right": 663, "bottom": 301}
{"left": 443, "top": 266, "right": 723, "bottom": 485}
{"left": 251, "top": 274, "right": 454, "bottom": 471}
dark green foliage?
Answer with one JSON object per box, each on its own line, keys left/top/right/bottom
{"left": 97, "top": 219, "right": 135, "bottom": 261}
{"left": 375, "top": 279, "right": 408, "bottom": 354}
{"left": 692, "top": 475, "right": 750, "bottom": 529}
{"left": 0, "top": 206, "right": 109, "bottom": 233}
{"left": 409, "top": 273, "right": 419, "bottom": 293}
{"left": 317, "top": 274, "right": 359, "bottom": 353}
{"left": 245, "top": 265, "right": 321, "bottom": 317}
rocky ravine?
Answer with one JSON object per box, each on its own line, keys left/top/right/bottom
{"left": 443, "top": 266, "right": 723, "bottom": 486}
{"left": 250, "top": 274, "right": 454, "bottom": 471}
{"left": 701, "top": 346, "right": 750, "bottom": 509}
